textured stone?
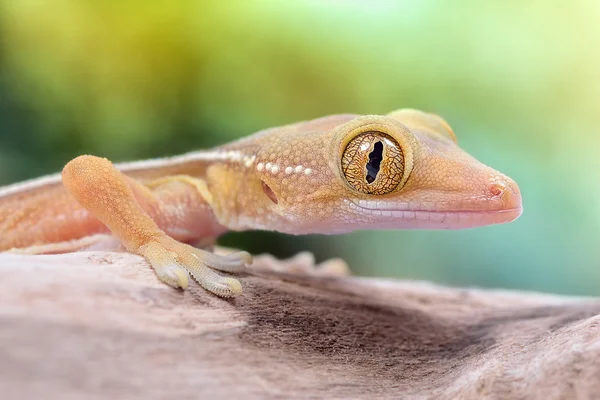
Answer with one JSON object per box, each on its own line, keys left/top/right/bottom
{"left": 0, "top": 251, "right": 598, "bottom": 399}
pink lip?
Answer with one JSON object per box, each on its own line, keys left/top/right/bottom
{"left": 349, "top": 202, "right": 523, "bottom": 229}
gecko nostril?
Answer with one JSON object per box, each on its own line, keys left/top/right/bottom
{"left": 489, "top": 183, "right": 505, "bottom": 197}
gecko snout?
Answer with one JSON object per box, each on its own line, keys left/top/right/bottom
{"left": 489, "top": 177, "right": 522, "bottom": 214}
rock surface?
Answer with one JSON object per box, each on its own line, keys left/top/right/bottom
{"left": 0, "top": 251, "right": 599, "bottom": 399}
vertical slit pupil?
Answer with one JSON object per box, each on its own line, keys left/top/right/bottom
{"left": 366, "top": 141, "right": 383, "bottom": 184}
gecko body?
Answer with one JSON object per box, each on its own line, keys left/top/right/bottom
{"left": 0, "top": 109, "right": 522, "bottom": 296}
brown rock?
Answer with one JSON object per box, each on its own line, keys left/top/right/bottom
{"left": 0, "top": 251, "right": 598, "bottom": 399}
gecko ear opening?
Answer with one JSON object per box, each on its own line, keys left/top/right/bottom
{"left": 386, "top": 109, "right": 457, "bottom": 144}
{"left": 261, "top": 181, "right": 279, "bottom": 204}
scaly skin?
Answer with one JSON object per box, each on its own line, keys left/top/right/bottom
{"left": 0, "top": 109, "right": 522, "bottom": 297}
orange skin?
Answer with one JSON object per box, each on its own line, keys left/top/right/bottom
{"left": 0, "top": 109, "right": 522, "bottom": 297}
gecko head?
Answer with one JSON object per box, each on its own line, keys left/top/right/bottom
{"left": 254, "top": 109, "right": 522, "bottom": 234}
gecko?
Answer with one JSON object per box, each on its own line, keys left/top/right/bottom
{"left": 0, "top": 109, "right": 522, "bottom": 297}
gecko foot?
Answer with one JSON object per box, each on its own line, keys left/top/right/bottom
{"left": 139, "top": 236, "right": 252, "bottom": 297}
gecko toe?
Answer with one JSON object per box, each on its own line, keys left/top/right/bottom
{"left": 139, "top": 240, "right": 191, "bottom": 289}
{"left": 158, "top": 264, "right": 190, "bottom": 289}
{"left": 204, "top": 277, "right": 242, "bottom": 298}
{"left": 196, "top": 249, "right": 253, "bottom": 273}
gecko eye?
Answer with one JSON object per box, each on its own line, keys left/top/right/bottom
{"left": 341, "top": 131, "right": 405, "bottom": 195}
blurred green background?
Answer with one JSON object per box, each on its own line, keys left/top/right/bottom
{"left": 1, "top": 1, "right": 599, "bottom": 295}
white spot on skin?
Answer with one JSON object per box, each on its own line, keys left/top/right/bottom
{"left": 266, "top": 163, "right": 272, "bottom": 171}
{"left": 285, "top": 167, "right": 293, "bottom": 174}
{"left": 295, "top": 165, "right": 304, "bottom": 173}
{"left": 257, "top": 163, "right": 264, "bottom": 171}
{"left": 304, "top": 168, "right": 312, "bottom": 175}
{"left": 271, "top": 165, "right": 280, "bottom": 174}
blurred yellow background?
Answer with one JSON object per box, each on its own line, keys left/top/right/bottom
{"left": 1, "top": 1, "right": 599, "bottom": 295}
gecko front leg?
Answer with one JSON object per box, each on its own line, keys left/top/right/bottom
{"left": 62, "top": 155, "right": 251, "bottom": 297}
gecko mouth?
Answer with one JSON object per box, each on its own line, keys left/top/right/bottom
{"left": 349, "top": 200, "right": 523, "bottom": 229}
